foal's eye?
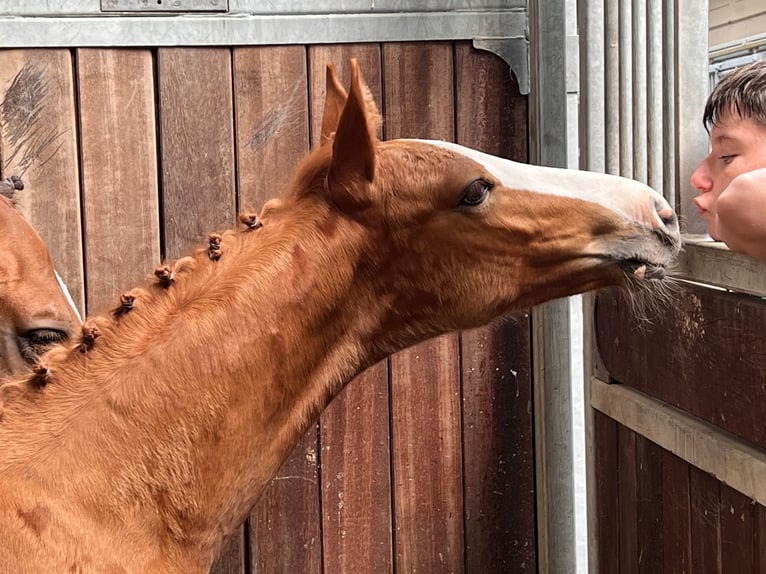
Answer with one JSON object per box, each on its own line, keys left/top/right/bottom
{"left": 460, "top": 179, "right": 493, "bottom": 206}
{"left": 18, "top": 329, "right": 69, "bottom": 364}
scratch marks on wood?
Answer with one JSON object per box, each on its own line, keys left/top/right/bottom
{"left": 0, "top": 62, "right": 68, "bottom": 176}
{"left": 248, "top": 82, "right": 304, "bottom": 152}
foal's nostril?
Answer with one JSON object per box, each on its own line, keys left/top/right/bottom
{"left": 654, "top": 197, "right": 680, "bottom": 234}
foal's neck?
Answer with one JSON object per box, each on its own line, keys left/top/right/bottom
{"left": 3, "top": 200, "right": 393, "bottom": 565}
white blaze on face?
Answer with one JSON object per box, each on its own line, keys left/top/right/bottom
{"left": 418, "top": 140, "right": 675, "bottom": 234}
{"left": 55, "top": 270, "right": 82, "bottom": 323}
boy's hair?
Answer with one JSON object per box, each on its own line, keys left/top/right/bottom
{"left": 703, "top": 59, "right": 766, "bottom": 131}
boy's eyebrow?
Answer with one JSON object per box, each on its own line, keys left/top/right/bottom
{"left": 712, "top": 133, "right": 738, "bottom": 145}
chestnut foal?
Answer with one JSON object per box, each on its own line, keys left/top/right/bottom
{"left": 0, "top": 177, "right": 81, "bottom": 377}
{"left": 0, "top": 61, "right": 679, "bottom": 573}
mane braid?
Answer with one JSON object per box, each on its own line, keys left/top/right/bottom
{"left": 0, "top": 213, "right": 271, "bottom": 412}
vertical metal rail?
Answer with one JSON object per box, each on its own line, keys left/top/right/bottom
{"left": 530, "top": 1, "right": 582, "bottom": 573}
{"left": 578, "top": 0, "right": 709, "bottom": 572}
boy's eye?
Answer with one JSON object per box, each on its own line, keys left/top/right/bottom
{"left": 719, "top": 154, "right": 736, "bottom": 164}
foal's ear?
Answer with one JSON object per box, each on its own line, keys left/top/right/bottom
{"left": 326, "top": 59, "right": 377, "bottom": 212}
{"left": 320, "top": 63, "right": 347, "bottom": 147}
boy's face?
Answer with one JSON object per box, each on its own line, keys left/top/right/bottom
{"left": 691, "top": 112, "right": 766, "bottom": 239}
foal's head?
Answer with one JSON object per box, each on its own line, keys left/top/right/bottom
{"left": 0, "top": 179, "right": 81, "bottom": 376}
{"left": 274, "top": 61, "right": 680, "bottom": 340}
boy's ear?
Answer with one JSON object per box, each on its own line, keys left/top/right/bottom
{"left": 325, "top": 59, "right": 378, "bottom": 212}
{"left": 320, "top": 63, "right": 348, "bottom": 147}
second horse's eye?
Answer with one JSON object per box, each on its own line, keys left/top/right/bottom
{"left": 460, "top": 179, "right": 493, "bottom": 207}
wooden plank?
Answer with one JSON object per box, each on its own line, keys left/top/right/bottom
{"left": 661, "top": 451, "right": 691, "bottom": 574}
{"left": 390, "top": 335, "right": 463, "bottom": 573}
{"left": 234, "top": 45, "right": 308, "bottom": 210}
{"left": 454, "top": 42, "right": 535, "bottom": 573}
{"left": 210, "top": 530, "right": 247, "bottom": 574}
{"left": 596, "top": 282, "right": 766, "bottom": 450}
{"left": 591, "top": 378, "right": 766, "bottom": 507}
{"left": 0, "top": 49, "right": 85, "bottom": 313}
{"left": 618, "top": 425, "right": 639, "bottom": 574}
{"left": 690, "top": 467, "right": 721, "bottom": 573}
{"left": 755, "top": 505, "right": 766, "bottom": 572}
{"left": 232, "top": 46, "right": 321, "bottom": 574}
{"left": 594, "top": 409, "right": 619, "bottom": 572}
{"left": 635, "top": 436, "right": 663, "bottom": 573}
{"left": 307, "top": 45, "right": 394, "bottom": 574}
{"left": 720, "top": 483, "right": 754, "bottom": 573}
{"left": 677, "top": 236, "right": 766, "bottom": 297}
{"left": 77, "top": 48, "right": 160, "bottom": 314}
{"left": 157, "top": 48, "right": 236, "bottom": 258}
{"left": 155, "top": 47, "right": 241, "bottom": 574}
{"left": 384, "top": 42, "right": 464, "bottom": 574}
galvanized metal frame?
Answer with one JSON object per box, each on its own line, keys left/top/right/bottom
{"left": 0, "top": 2, "right": 528, "bottom": 52}
{"left": 529, "top": 1, "right": 585, "bottom": 573}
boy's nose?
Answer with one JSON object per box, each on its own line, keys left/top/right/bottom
{"left": 690, "top": 162, "right": 712, "bottom": 193}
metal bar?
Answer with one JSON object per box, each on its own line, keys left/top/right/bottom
{"left": 632, "top": 0, "right": 647, "bottom": 184}
{"left": 605, "top": 0, "right": 619, "bottom": 175}
{"left": 0, "top": 0, "right": 526, "bottom": 16}
{"left": 675, "top": 0, "right": 709, "bottom": 233}
{"left": 530, "top": 1, "right": 581, "bottom": 573}
{"left": 646, "top": 0, "right": 663, "bottom": 193}
{"left": 662, "top": 0, "right": 676, "bottom": 207}
{"left": 618, "top": 0, "right": 633, "bottom": 178}
{"left": 0, "top": 11, "right": 526, "bottom": 47}
{"left": 101, "top": 0, "right": 228, "bottom": 12}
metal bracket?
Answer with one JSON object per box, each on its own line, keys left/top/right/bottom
{"left": 101, "top": 0, "right": 228, "bottom": 12}
{"left": 472, "top": 36, "right": 530, "bottom": 95}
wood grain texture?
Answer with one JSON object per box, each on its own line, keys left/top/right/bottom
{"left": 454, "top": 42, "right": 535, "bottom": 573}
{"left": 661, "top": 451, "right": 691, "bottom": 574}
{"left": 720, "top": 483, "right": 754, "bottom": 573}
{"left": 0, "top": 49, "right": 85, "bottom": 313}
{"left": 308, "top": 44, "right": 394, "bottom": 574}
{"left": 157, "top": 48, "right": 236, "bottom": 259}
{"left": 210, "top": 529, "right": 246, "bottom": 574}
{"left": 755, "top": 505, "right": 766, "bottom": 572}
{"left": 156, "top": 47, "right": 241, "bottom": 574}
{"left": 594, "top": 411, "right": 619, "bottom": 574}
{"left": 234, "top": 46, "right": 308, "bottom": 210}
{"left": 383, "top": 42, "right": 465, "bottom": 574}
{"left": 232, "top": 46, "right": 321, "bottom": 574}
{"left": 618, "top": 424, "right": 639, "bottom": 574}
{"left": 690, "top": 467, "right": 721, "bottom": 573}
{"left": 635, "top": 436, "right": 663, "bottom": 573}
{"left": 77, "top": 49, "right": 160, "bottom": 314}
{"left": 596, "top": 283, "right": 766, "bottom": 450}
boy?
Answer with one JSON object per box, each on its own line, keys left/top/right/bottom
{"left": 691, "top": 59, "right": 766, "bottom": 261}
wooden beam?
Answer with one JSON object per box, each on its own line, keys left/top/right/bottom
{"left": 591, "top": 377, "right": 766, "bottom": 507}
{"left": 676, "top": 236, "right": 766, "bottom": 297}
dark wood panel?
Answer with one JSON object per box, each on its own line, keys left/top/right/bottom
{"left": 690, "top": 467, "right": 721, "bottom": 573}
{"left": 661, "top": 450, "right": 691, "bottom": 574}
{"left": 635, "top": 436, "right": 663, "bottom": 574}
{"left": 76, "top": 48, "right": 160, "bottom": 313}
{"left": 157, "top": 48, "right": 236, "bottom": 258}
{"left": 210, "top": 530, "right": 246, "bottom": 574}
{"left": 384, "top": 42, "right": 465, "bottom": 574}
{"left": 720, "top": 483, "right": 754, "bottom": 573}
{"left": 454, "top": 42, "right": 535, "bottom": 573}
{"left": 307, "top": 45, "right": 395, "bottom": 574}
{"left": 595, "top": 411, "right": 620, "bottom": 573}
{"left": 232, "top": 46, "right": 321, "bottom": 574}
{"left": 0, "top": 49, "right": 85, "bottom": 312}
{"left": 618, "top": 425, "right": 639, "bottom": 574}
{"left": 596, "top": 283, "right": 766, "bottom": 450}
{"left": 155, "top": 47, "right": 242, "bottom": 574}
{"left": 755, "top": 505, "right": 766, "bottom": 572}
{"left": 234, "top": 45, "right": 309, "bottom": 210}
